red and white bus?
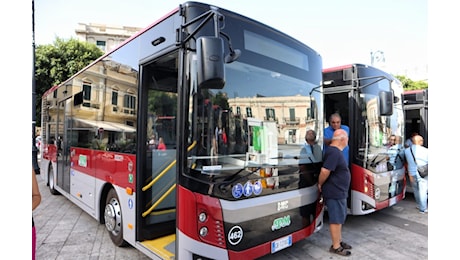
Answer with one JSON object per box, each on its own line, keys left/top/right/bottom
{"left": 322, "top": 64, "right": 406, "bottom": 215}
{"left": 39, "top": 2, "right": 324, "bottom": 259}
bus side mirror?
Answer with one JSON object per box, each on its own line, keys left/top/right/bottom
{"left": 309, "top": 99, "right": 316, "bottom": 119}
{"left": 379, "top": 91, "right": 393, "bottom": 115}
{"left": 196, "top": 36, "right": 225, "bottom": 89}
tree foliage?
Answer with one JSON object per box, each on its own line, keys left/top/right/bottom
{"left": 213, "top": 91, "right": 229, "bottom": 109}
{"left": 395, "top": 75, "right": 428, "bottom": 91}
{"left": 148, "top": 91, "right": 177, "bottom": 116}
{"left": 34, "top": 37, "right": 104, "bottom": 126}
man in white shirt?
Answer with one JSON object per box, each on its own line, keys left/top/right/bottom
{"left": 404, "top": 134, "right": 428, "bottom": 213}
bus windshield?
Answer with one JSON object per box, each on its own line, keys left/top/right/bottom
{"left": 142, "top": 22, "right": 323, "bottom": 200}
{"left": 186, "top": 29, "right": 323, "bottom": 199}
{"left": 356, "top": 68, "right": 405, "bottom": 171}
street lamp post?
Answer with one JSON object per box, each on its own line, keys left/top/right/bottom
{"left": 32, "top": 0, "right": 40, "bottom": 174}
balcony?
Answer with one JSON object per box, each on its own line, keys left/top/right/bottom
{"left": 283, "top": 117, "right": 300, "bottom": 125}
{"left": 264, "top": 117, "right": 279, "bottom": 123}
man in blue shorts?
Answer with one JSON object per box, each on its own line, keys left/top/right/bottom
{"left": 318, "top": 128, "right": 352, "bottom": 256}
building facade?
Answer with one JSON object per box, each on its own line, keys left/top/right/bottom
{"left": 75, "top": 23, "right": 143, "bottom": 53}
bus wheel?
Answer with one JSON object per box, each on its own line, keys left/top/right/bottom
{"left": 104, "top": 188, "right": 127, "bottom": 247}
{"left": 48, "top": 164, "right": 60, "bottom": 195}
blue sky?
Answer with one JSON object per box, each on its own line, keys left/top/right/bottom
{"left": 34, "top": 0, "right": 427, "bottom": 78}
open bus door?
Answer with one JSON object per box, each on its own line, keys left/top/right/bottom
{"left": 403, "top": 89, "right": 428, "bottom": 147}
{"left": 56, "top": 99, "right": 71, "bottom": 193}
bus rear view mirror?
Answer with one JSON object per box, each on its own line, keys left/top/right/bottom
{"left": 196, "top": 36, "right": 225, "bottom": 89}
{"left": 379, "top": 91, "right": 393, "bottom": 115}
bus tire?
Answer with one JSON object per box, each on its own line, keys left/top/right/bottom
{"left": 48, "top": 163, "right": 60, "bottom": 195}
{"left": 104, "top": 188, "right": 127, "bottom": 247}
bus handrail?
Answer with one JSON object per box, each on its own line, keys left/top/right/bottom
{"left": 141, "top": 141, "right": 197, "bottom": 191}
{"left": 142, "top": 184, "right": 176, "bottom": 217}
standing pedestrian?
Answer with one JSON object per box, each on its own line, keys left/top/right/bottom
{"left": 157, "top": 137, "right": 166, "bottom": 150}
{"left": 318, "top": 129, "right": 352, "bottom": 256}
{"left": 300, "top": 129, "right": 322, "bottom": 163}
{"left": 404, "top": 132, "right": 418, "bottom": 148}
{"left": 404, "top": 134, "right": 428, "bottom": 213}
{"left": 324, "top": 113, "right": 350, "bottom": 165}
{"left": 148, "top": 134, "right": 157, "bottom": 150}
{"left": 387, "top": 135, "right": 405, "bottom": 169}
{"left": 298, "top": 129, "right": 323, "bottom": 188}
{"left": 298, "top": 129, "right": 323, "bottom": 225}
{"left": 32, "top": 167, "right": 42, "bottom": 260}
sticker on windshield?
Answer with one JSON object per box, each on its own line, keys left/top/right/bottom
{"left": 243, "top": 181, "right": 253, "bottom": 197}
{"left": 232, "top": 183, "right": 243, "bottom": 199}
{"left": 253, "top": 180, "right": 262, "bottom": 195}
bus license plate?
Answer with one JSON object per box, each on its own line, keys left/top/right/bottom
{"left": 271, "top": 235, "right": 292, "bottom": 254}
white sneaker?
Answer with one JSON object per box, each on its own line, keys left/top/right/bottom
{"left": 419, "top": 209, "right": 428, "bottom": 214}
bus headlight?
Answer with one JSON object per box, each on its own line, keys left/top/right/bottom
{"left": 199, "top": 212, "right": 207, "bottom": 222}
{"left": 374, "top": 187, "right": 381, "bottom": 200}
{"left": 199, "top": 226, "right": 208, "bottom": 237}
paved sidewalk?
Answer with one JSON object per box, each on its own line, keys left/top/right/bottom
{"left": 34, "top": 174, "right": 150, "bottom": 260}
{"left": 33, "top": 162, "right": 428, "bottom": 260}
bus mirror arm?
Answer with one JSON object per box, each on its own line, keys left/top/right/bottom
{"left": 180, "top": 7, "right": 239, "bottom": 89}
{"left": 179, "top": 6, "right": 240, "bottom": 90}
{"left": 309, "top": 85, "right": 322, "bottom": 96}
{"left": 350, "top": 75, "right": 394, "bottom": 115}
{"left": 225, "top": 49, "right": 241, "bottom": 63}
{"left": 220, "top": 31, "right": 241, "bottom": 63}
{"left": 308, "top": 85, "right": 322, "bottom": 119}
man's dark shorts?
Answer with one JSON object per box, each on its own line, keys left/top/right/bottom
{"left": 325, "top": 198, "right": 347, "bottom": 224}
